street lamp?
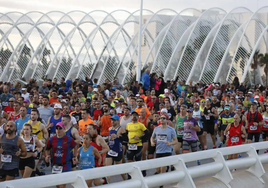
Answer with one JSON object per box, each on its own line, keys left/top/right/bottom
{"left": 136, "top": 0, "right": 143, "bottom": 82}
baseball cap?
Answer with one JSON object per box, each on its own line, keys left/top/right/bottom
{"left": 110, "top": 115, "right": 120, "bottom": 120}
{"left": 56, "top": 122, "right": 64, "bottom": 128}
{"left": 23, "top": 99, "right": 30, "bottom": 103}
{"left": 131, "top": 111, "right": 139, "bottom": 115}
{"left": 61, "top": 99, "right": 67, "bottom": 103}
{"left": 119, "top": 98, "right": 124, "bottom": 103}
{"left": 187, "top": 108, "right": 193, "bottom": 112}
{"left": 224, "top": 106, "right": 230, "bottom": 110}
{"left": 159, "top": 94, "right": 165, "bottom": 98}
{"left": 255, "top": 95, "right": 259, "bottom": 99}
{"left": 114, "top": 100, "right": 119, "bottom": 103}
{"left": 251, "top": 101, "right": 258, "bottom": 105}
{"left": 159, "top": 103, "right": 165, "bottom": 106}
{"left": 22, "top": 88, "right": 27, "bottom": 91}
{"left": 160, "top": 108, "right": 168, "bottom": 113}
{"left": 54, "top": 103, "right": 62, "bottom": 109}
{"left": 248, "top": 91, "right": 253, "bottom": 94}
{"left": 164, "top": 89, "right": 169, "bottom": 93}
{"left": 93, "top": 88, "right": 98, "bottom": 92}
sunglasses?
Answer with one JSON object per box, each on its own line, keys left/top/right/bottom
{"left": 160, "top": 117, "right": 166, "bottom": 120}
{"left": 137, "top": 100, "right": 143, "bottom": 102}
{"left": 9, "top": 101, "right": 14, "bottom": 102}
{"left": 56, "top": 126, "right": 62, "bottom": 130}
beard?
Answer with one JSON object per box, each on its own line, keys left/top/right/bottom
{"left": 6, "top": 129, "right": 13, "bottom": 134}
{"left": 103, "top": 109, "right": 108, "bottom": 113}
{"left": 132, "top": 117, "right": 138, "bottom": 121}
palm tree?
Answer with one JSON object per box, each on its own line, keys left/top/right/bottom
{"left": 251, "top": 50, "right": 263, "bottom": 84}
{"left": 260, "top": 53, "right": 268, "bottom": 86}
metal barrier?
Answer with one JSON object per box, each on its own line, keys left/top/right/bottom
{"left": 1, "top": 142, "right": 268, "bottom": 188}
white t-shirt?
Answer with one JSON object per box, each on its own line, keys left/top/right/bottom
{"left": 71, "top": 116, "right": 77, "bottom": 125}
{"left": 22, "top": 92, "right": 30, "bottom": 100}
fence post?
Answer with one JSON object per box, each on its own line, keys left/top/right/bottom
{"left": 213, "top": 151, "right": 233, "bottom": 188}
{"left": 246, "top": 146, "right": 265, "bottom": 183}
{"left": 129, "top": 165, "right": 149, "bottom": 188}
{"left": 173, "top": 158, "right": 196, "bottom": 188}
{"left": 71, "top": 175, "right": 88, "bottom": 188}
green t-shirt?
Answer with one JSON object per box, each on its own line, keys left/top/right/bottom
{"left": 87, "top": 92, "right": 94, "bottom": 99}
{"left": 176, "top": 114, "right": 187, "bottom": 138}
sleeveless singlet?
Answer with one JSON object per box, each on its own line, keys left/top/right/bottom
{"left": 79, "top": 145, "right": 95, "bottom": 169}
{"left": 108, "top": 126, "right": 123, "bottom": 155}
{"left": 0, "top": 134, "right": 19, "bottom": 170}
{"left": 0, "top": 123, "right": 4, "bottom": 136}
{"left": 49, "top": 115, "right": 62, "bottom": 134}
{"left": 9, "top": 112, "right": 20, "bottom": 122}
{"left": 228, "top": 123, "right": 242, "bottom": 146}
{"left": 65, "top": 126, "right": 75, "bottom": 140}
{"left": 21, "top": 136, "right": 35, "bottom": 152}
{"left": 138, "top": 117, "right": 148, "bottom": 127}
{"left": 90, "top": 136, "right": 104, "bottom": 167}
{"left": 176, "top": 114, "right": 187, "bottom": 138}
{"left": 262, "top": 113, "right": 268, "bottom": 131}
{"left": 27, "top": 120, "right": 43, "bottom": 140}
{"left": 120, "top": 116, "right": 131, "bottom": 130}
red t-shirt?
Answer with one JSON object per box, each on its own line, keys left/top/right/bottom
{"left": 93, "top": 110, "right": 103, "bottom": 120}
{"left": 246, "top": 111, "right": 263, "bottom": 133}
{"left": 4, "top": 106, "right": 14, "bottom": 114}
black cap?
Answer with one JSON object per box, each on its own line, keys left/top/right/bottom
{"left": 131, "top": 111, "right": 139, "bottom": 115}
{"left": 125, "top": 106, "right": 131, "bottom": 111}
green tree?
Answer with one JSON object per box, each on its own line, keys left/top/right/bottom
{"left": 17, "top": 44, "right": 31, "bottom": 74}
{"left": 260, "top": 53, "right": 268, "bottom": 86}
{"left": 41, "top": 47, "right": 51, "bottom": 75}
{"left": 251, "top": 50, "right": 263, "bottom": 84}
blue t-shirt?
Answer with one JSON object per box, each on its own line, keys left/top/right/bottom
{"left": 15, "top": 117, "right": 31, "bottom": 135}
{"left": 152, "top": 126, "right": 176, "bottom": 154}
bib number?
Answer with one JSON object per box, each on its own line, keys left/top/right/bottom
{"left": 128, "top": 144, "right": 137, "bottom": 150}
{"left": 50, "top": 133, "right": 56, "bottom": 138}
{"left": 177, "top": 127, "right": 184, "bottom": 136}
{"left": 108, "top": 150, "right": 118, "bottom": 157}
{"left": 184, "top": 132, "right": 191, "bottom": 139}
{"left": 52, "top": 165, "right": 63, "bottom": 174}
{"left": 1, "top": 154, "right": 12, "bottom": 163}
{"left": 157, "top": 134, "right": 167, "bottom": 142}
{"left": 205, "top": 115, "right": 210, "bottom": 120}
{"left": 2, "top": 102, "right": 8, "bottom": 107}
{"left": 231, "top": 136, "right": 239, "bottom": 143}
{"left": 263, "top": 124, "right": 268, "bottom": 128}
{"left": 250, "top": 125, "right": 257, "bottom": 131}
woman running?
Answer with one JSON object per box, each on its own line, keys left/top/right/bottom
{"left": 78, "top": 133, "right": 101, "bottom": 187}
{"left": 19, "top": 123, "right": 44, "bottom": 178}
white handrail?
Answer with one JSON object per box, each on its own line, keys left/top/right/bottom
{"left": 1, "top": 142, "right": 268, "bottom": 188}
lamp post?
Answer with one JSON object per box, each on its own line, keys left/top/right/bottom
{"left": 136, "top": 0, "right": 143, "bottom": 82}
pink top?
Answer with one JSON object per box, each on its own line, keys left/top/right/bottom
{"left": 155, "top": 80, "right": 161, "bottom": 90}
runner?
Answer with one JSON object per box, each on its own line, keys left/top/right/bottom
{"left": 45, "top": 122, "right": 77, "bottom": 188}
{"left": 192, "top": 103, "right": 204, "bottom": 150}
{"left": 224, "top": 114, "right": 246, "bottom": 160}
{"left": 147, "top": 113, "right": 159, "bottom": 160}
{"left": 246, "top": 102, "right": 264, "bottom": 145}
{"left": 19, "top": 123, "right": 44, "bottom": 178}
{"left": 15, "top": 106, "right": 31, "bottom": 136}
{"left": 47, "top": 103, "right": 62, "bottom": 138}
{"left": 98, "top": 102, "right": 112, "bottom": 141}
{"left": 77, "top": 133, "right": 101, "bottom": 187}
{"left": 106, "top": 115, "right": 126, "bottom": 181}
{"left": 0, "top": 121, "right": 27, "bottom": 182}
{"left": 37, "top": 96, "right": 54, "bottom": 125}
{"left": 174, "top": 105, "right": 187, "bottom": 154}
{"left": 262, "top": 106, "right": 268, "bottom": 153}
{"left": 78, "top": 109, "right": 95, "bottom": 143}
{"left": 151, "top": 114, "right": 177, "bottom": 175}
{"left": 182, "top": 109, "right": 201, "bottom": 165}
{"left": 7, "top": 101, "right": 20, "bottom": 121}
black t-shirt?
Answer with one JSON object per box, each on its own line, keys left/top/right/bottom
{"left": 71, "top": 112, "right": 82, "bottom": 122}
{"left": 153, "top": 102, "right": 160, "bottom": 112}
{"left": 211, "top": 102, "right": 220, "bottom": 108}
{"left": 147, "top": 121, "right": 158, "bottom": 136}
{"left": 167, "top": 106, "right": 176, "bottom": 121}
{"left": 203, "top": 106, "right": 215, "bottom": 124}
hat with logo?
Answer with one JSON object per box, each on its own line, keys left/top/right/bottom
{"left": 110, "top": 115, "right": 120, "bottom": 120}
{"left": 54, "top": 103, "right": 62, "bottom": 109}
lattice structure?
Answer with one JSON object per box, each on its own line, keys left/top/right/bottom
{"left": 0, "top": 8, "right": 268, "bottom": 84}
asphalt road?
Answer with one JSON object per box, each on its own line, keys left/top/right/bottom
{"left": 24, "top": 135, "right": 266, "bottom": 188}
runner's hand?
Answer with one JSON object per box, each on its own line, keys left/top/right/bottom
{"left": 111, "top": 133, "right": 117, "bottom": 139}
{"left": 72, "top": 157, "right": 78, "bottom": 165}
{"left": 166, "top": 142, "right": 171, "bottom": 146}
{"left": 253, "top": 122, "right": 258, "bottom": 126}
{"left": 133, "top": 136, "right": 140, "bottom": 140}
{"left": 151, "top": 142, "right": 155, "bottom": 147}
{"left": 32, "top": 152, "right": 38, "bottom": 158}
{"left": 15, "top": 150, "right": 21, "bottom": 157}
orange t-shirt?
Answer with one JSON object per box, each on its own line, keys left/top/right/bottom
{"left": 49, "top": 97, "right": 59, "bottom": 105}
{"left": 135, "top": 107, "right": 151, "bottom": 118}
{"left": 100, "top": 114, "right": 112, "bottom": 136}
{"left": 78, "top": 118, "right": 95, "bottom": 136}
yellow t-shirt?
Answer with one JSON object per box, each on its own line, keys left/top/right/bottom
{"left": 126, "top": 122, "right": 147, "bottom": 146}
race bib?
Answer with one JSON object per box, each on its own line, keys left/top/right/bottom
{"left": 108, "top": 150, "right": 118, "bottom": 157}
{"left": 184, "top": 132, "right": 191, "bottom": 139}
{"left": 177, "top": 127, "right": 184, "bottom": 136}
{"left": 52, "top": 165, "right": 63, "bottom": 174}
{"left": 250, "top": 125, "right": 257, "bottom": 131}
{"left": 1, "top": 154, "right": 12, "bottom": 163}
{"left": 2, "top": 102, "right": 8, "bottom": 107}
{"left": 231, "top": 136, "right": 239, "bottom": 143}
{"left": 157, "top": 134, "right": 167, "bottom": 142}
{"left": 128, "top": 144, "right": 137, "bottom": 150}
{"left": 205, "top": 115, "right": 210, "bottom": 120}
{"left": 263, "top": 124, "right": 268, "bottom": 128}
{"left": 177, "top": 130, "right": 184, "bottom": 136}
{"left": 50, "top": 133, "right": 56, "bottom": 138}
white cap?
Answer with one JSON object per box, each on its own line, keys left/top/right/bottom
{"left": 136, "top": 94, "right": 140, "bottom": 97}
{"left": 54, "top": 103, "right": 62, "bottom": 109}
{"left": 161, "top": 108, "right": 168, "bottom": 114}
{"left": 248, "top": 92, "right": 253, "bottom": 94}
{"left": 93, "top": 88, "right": 98, "bottom": 92}
{"left": 22, "top": 88, "right": 27, "bottom": 91}
{"left": 255, "top": 95, "right": 259, "bottom": 98}
{"left": 61, "top": 99, "right": 67, "bottom": 103}
{"left": 164, "top": 89, "right": 169, "bottom": 93}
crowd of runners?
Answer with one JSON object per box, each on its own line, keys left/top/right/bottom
{"left": 0, "top": 71, "right": 267, "bottom": 188}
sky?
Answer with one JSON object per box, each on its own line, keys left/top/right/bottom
{"left": 0, "top": 0, "right": 267, "bottom": 13}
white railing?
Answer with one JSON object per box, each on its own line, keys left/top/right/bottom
{"left": 1, "top": 142, "right": 268, "bottom": 188}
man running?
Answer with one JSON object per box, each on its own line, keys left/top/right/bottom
{"left": 45, "top": 122, "right": 77, "bottom": 188}
{"left": 98, "top": 102, "right": 112, "bottom": 141}
{"left": 47, "top": 104, "right": 62, "bottom": 138}
{"left": 7, "top": 101, "right": 20, "bottom": 122}
{"left": 0, "top": 121, "right": 27, "bottom": 181}
{"left": 78, "top": 109, "right": 94, "bottom": 143}
{"left": 174, "top": 105, "right": 187, "bottom": 154}
{"left": 15, "top": 106, "right": 31, "bottom": 136}
{"left": 37, "top": 96, "right": 54, "bottom": 125}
